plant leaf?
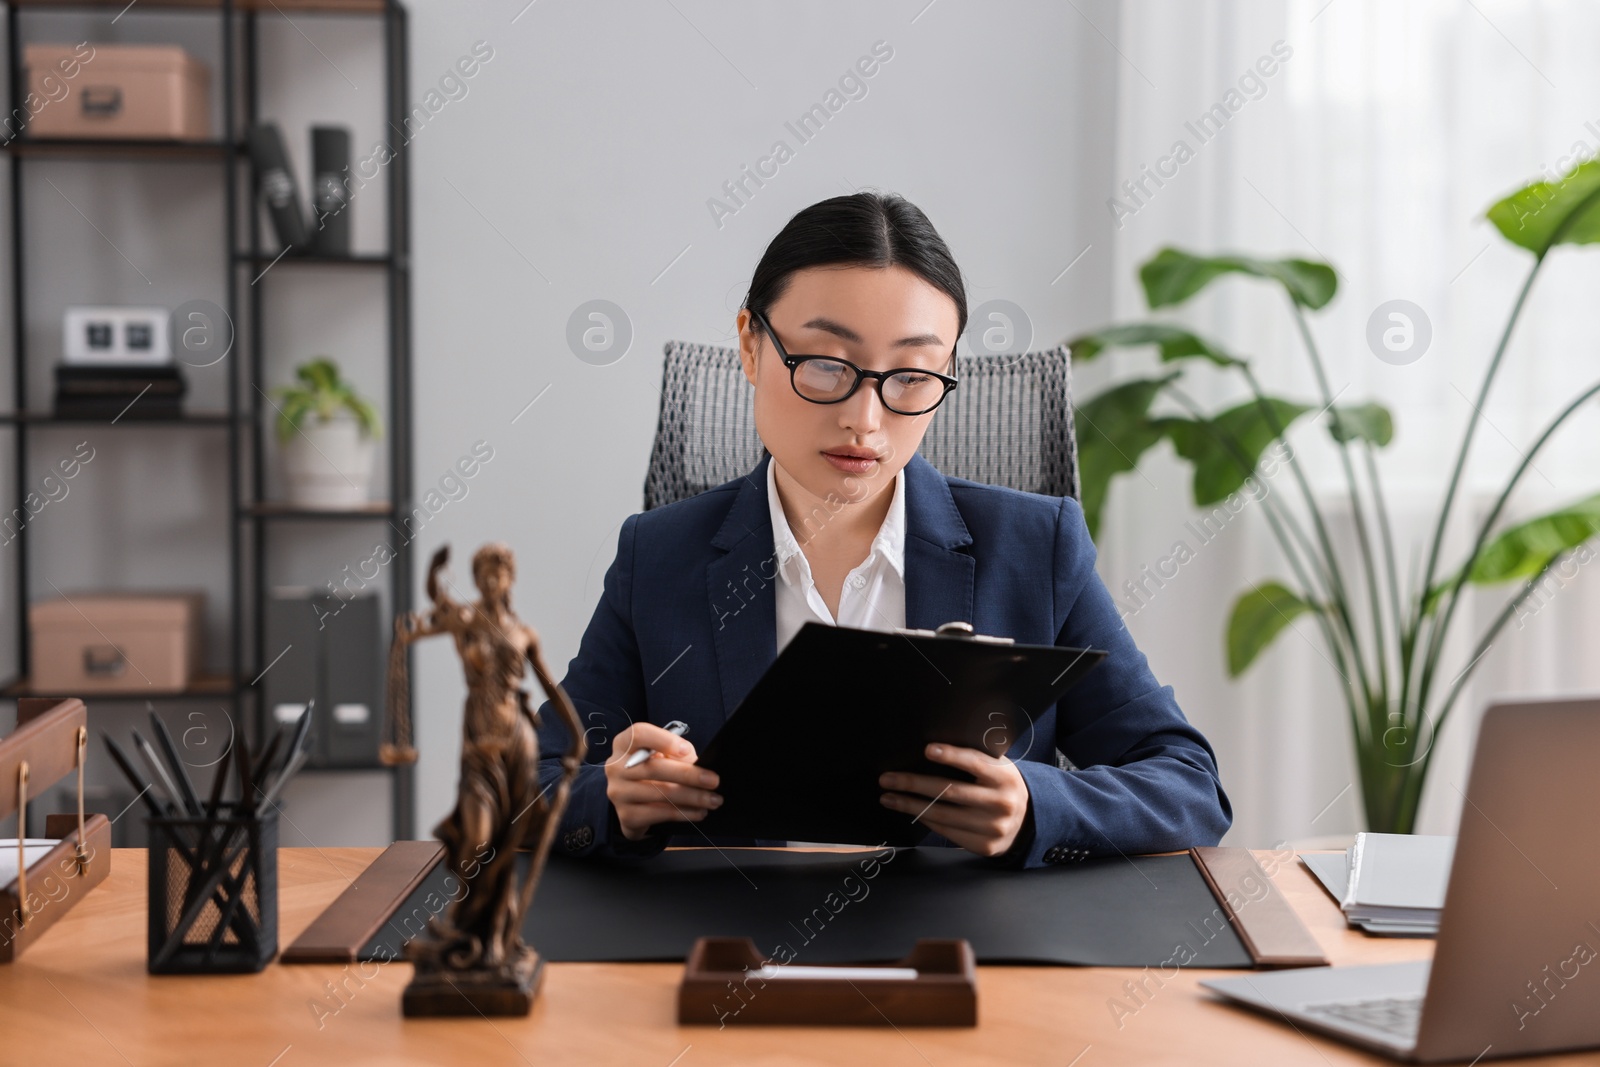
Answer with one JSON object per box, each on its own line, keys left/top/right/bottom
{"left": 1424, "top": 493, "right": 1600, "bottom": 613}
{"left": 346, "top": 395, "right": 383, "bottom": 439}
{"left": 1068, "top": 323, "right": 1243, "bottom": 368}
{"left": 1140, "top": 247, "right": 1338, "bottom": 310}
{"left": 1073, "top": 372, "right": 1182, "bottom": 539}
{"left": 274, "top": 357, "right": 382, "bottom": 441}
{"left": 1227, "top": 581, "right": 1313, "bottom": 676}
{"left": 299, "top": 356, "right": 340, "bottom": 392}
{"left": 1164, "top": 397, "right": 1311, "bottom": 506}
{"left": 275, "top": 392, "right": 313, "bottom": 443}
{"left": 1485, "top": 158, "right": 1600, "bottom": 255}
{"left": 1328, "top": 402, "right": 1394, "bottom": 447}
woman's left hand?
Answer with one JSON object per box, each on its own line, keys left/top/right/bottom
{"left": 878, "top": 743, "right": 1031, "bottom": 858}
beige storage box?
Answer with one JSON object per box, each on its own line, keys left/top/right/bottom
{"left": 25, "top": 43, "right": 210, "bottom": 141}
{"left": 29, "top": 592, "right": 205, "bottom": 694}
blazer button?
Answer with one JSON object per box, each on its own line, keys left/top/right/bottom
{"left": 564, "top": 825, "right": 593, "bottom": 852}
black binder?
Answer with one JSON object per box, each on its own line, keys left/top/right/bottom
{"left": 310, "top": 125, "right": 352, "bottom": 256}
{"left": 321, "top": 593, "right": 382, "bottom": 765}
{"left": 263, "top": 590, "right": 383, "bottom": 767}
{"left": 262, "top": 591, "right": 320, "bottom": 757}
{"left": 657, "top": 621, "right": 1106, "bottom": 846}
{"left": 246, "top": 122, "right": 309, "bottom": 253}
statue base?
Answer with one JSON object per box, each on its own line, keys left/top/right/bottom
{"left": 401, "top": 948, "right": 545, "bottom": 1017}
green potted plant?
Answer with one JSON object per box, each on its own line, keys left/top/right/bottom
{"left": 1069, "top": 159, "right": 1600, "bottom": 834}
{"left": 272, "top": 356, "right": 382, "bottom": 510}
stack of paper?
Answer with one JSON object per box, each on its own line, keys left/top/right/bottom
{"left": 1300, "top": 833, "right": 1455, "bottom": 937}
{"left": 0, "top": 838, "right": 63, "bottom": 888}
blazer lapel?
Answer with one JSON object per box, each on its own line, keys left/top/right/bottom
{"left": 902, "top": 451, "right": 976, "bottom": 632}
{"left": 706, "top": 451, "right": 976, "bottom": 725}
{"left": 707, "top": 453, "right": 779, "bottom": 725}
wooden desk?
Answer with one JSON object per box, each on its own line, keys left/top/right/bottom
{"left": 1, "top": 847, "right": 1597, "bottom": 1066}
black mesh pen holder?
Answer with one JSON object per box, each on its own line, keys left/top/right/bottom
{"left": 147, "top": 803, "right": 279, "bottom": 974}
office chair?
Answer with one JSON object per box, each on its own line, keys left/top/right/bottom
{"left": 643, "top": 339, "right": 1083, "bottom": 773}
{"left": 643, "top": 341, "right": 1080, "bottom": 509}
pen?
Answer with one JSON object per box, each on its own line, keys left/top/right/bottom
{"left": 624, "top": 720, "right": 690, "bottom": 769}
{"left": 102, "top": 732, "right": 172, "bottom": 820}
{"left": 251, "top": 728, "right": 285, "bottom": 788}
{"left": 131, "top": 728, "right": 188, "bottom": 819}
{"left": 201, "top": 745, "right": 231, "bottom": 823}
{"left": 149, "top": 707, "right": 203, "bottom": 817}
{"left": 274, "top": 702, "right": 315, "bottom": 786}
{"left": 255, "top": 736, "right": 312, "bottom": 818}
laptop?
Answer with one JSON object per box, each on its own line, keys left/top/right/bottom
{"left": 1202, "top": 696, "right": 1600, "bottom": 1063}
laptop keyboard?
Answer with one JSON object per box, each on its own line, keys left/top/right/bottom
{"left": 1303, "top": 994, "right": 1424, "bottom": 1040}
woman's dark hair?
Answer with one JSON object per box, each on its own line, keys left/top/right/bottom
{"left": 743, "top": 191, "right": 968, "bottom": 349}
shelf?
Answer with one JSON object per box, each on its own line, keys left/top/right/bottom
{"left": 243, "top": 502, "right": 395, "bottom": 520}
{"left": 300, "top": 762, "right": 402, "bottom": 773}
{"left": 235, "top": 252, "right": 394, "bottom": 269}
{"left": 7, "top": 0, "right": 386, "bottom": 12}
{"left": 1, "top": 674, "right": 238, "bottom": 701}
{"left": 2, "top": 0, "right": 415, "bottom": 839}
{"left": 0, "top": 410, "right": 235, "bottom": 426}
{"left": 3, "top": 138, "right": 235, "bottom": 161}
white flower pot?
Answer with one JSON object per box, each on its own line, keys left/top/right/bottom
{"left": 281, "top": 415, "right": 376, "bottom": 509}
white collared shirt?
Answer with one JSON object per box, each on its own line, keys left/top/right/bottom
{"left": 765, "top": 456, "right": 907, "bottom": 655}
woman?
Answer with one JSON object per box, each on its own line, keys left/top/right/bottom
{"left": 536, "top": 192, "right": 1231, "bottom": 869}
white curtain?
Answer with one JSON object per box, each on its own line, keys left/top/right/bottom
{"left": 1087, "top": 0, "right": 1600, "bottom": 848}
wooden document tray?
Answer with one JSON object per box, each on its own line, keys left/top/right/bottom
{"left": 678, "top": 937, "right": 977, "bottom": 1026}
{"left": 1, "top": 697, "right": 112, "bottom": 963}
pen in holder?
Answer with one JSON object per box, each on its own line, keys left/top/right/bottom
{"left": 106, "top": 703, "right": 312, "bottom": 974}
{"left": 147, "top": 801, "right": 279, "bottom": 974}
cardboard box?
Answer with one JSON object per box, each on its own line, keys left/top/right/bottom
{"left": 29, "top": 593, "right": 205, "bottom": 693}
{"left": 25, "top": 43, "right": 210, "bottom": 141}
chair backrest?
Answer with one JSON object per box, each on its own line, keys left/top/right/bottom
{"left": 643, "top": 341, "right": 1080, "bottom": 510}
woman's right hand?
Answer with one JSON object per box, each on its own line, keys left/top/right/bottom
{"left": 605, "top": 722, "right": 722, "bottom": 841}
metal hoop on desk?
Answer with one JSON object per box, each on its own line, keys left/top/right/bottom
{"left": 75, "top": 725, "right": 89, "bottom": 876}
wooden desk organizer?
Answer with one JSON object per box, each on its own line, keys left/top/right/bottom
{"left": 1, "top": 697, "right": 112, "bottom": 963}
{"left": 678, "top": 937, "right": 977, "bottom": 1026}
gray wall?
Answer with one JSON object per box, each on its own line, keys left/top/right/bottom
{"left": 2, "top": 2, "right": 1122, "bottom": 846}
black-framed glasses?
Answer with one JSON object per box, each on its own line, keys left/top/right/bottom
{"left": 750, "top": 307, "right": 958, "bottom": 416}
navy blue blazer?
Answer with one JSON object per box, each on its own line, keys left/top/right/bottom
{"left": 536, "top": 450, "right": 1231, "bottom": 869}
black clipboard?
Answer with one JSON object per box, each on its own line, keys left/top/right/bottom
{"left": 658, "top": 621, "right": 1106, "bottom": 846}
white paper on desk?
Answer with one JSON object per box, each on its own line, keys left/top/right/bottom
{"left": 0, "top": 839, "right": 63, "bottom": 888}
{"left": 745, "top": 966, "right": 921, "bottom": 979}
{"left": 1342, "top": 833, "right": 1454, "bottom": 922}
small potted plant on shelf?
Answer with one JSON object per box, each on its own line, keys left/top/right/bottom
{"left": 272, "top": 356, "right": 381, "bottom": 510}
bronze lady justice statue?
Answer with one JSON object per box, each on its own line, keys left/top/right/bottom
{"left": 387, "top": 542, "right": 586, "bottom": 1015}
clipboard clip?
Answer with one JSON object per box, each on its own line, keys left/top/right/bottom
{"left": 891, "top": 621, "right": 1015, "bottom": 645}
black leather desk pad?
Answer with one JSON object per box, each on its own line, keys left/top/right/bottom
{"left": 360, "top": 846, "right": 1253, "bottom": 968}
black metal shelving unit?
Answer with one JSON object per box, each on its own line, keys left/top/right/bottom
{"left": 1, "top": 0, "right": 414, "bottom": 839}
